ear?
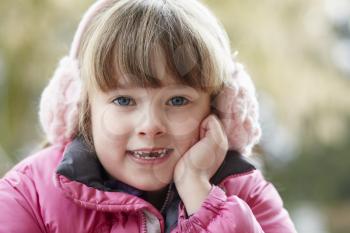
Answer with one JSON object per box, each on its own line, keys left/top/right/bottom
{"left": 38, "top": 56, "right": 82, "bottom": 144}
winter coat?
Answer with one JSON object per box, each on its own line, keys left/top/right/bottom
{"left": 0, "top": 137, "right": 297, "bottom": 233}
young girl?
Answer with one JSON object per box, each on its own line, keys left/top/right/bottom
{"left": 0, "top": 0, "right": 297, "bottom": 232}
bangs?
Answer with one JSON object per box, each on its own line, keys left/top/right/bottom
{"left": 79, "top": 0, "right": 227, "bottom": 96}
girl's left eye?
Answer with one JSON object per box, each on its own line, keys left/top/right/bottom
{"left": 167, "top": 96, "right": 189, "bottom": 106}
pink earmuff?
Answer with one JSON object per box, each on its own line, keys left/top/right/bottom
{"left": 38, "top": 0, "right": 261, "bottom": 156}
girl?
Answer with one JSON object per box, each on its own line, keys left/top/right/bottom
{"left": 0, "top": 0, "right": 297, "bottom": 232}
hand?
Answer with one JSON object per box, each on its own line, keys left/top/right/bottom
{"left": 173, "top": 114, "right": 228, "bottom": 214}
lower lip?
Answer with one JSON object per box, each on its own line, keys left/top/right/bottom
{"left": 127, "top": 150, "right": 173, "bottom": 165}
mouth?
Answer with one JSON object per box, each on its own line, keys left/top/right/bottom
{"left": 127, "top": 148, "right": 174, "bottom": 160}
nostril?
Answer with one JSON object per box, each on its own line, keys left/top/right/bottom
{"left": 136, "top": 114, "right": 167, "bottom": 137}
{"left": 138, "top": 130, "right": 165, "bottom": 137}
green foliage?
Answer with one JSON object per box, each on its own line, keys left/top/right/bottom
{"left": 267, "top": 111, "right": 350, "bottom": 206}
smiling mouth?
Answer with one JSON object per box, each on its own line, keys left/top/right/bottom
{"left": 127, "top": 149, "right": 174, "bottom": 160}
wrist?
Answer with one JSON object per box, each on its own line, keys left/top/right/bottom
{"left": 176, "top": 177, "right": 212, "bottom": 215}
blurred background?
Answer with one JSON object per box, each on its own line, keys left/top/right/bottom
{"left": 0, "top": 0, "right": 349, "bottom": 232}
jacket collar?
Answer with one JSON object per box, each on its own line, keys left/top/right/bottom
{"left": 55, "top": 137, "right": 255, "bottom": 213}
{"left": 56, "top": 136, "right": 143, "bottom": 196}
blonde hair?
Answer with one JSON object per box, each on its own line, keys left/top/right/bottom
{"left": 76, "top": 0, "right": 235, "bottom": 148}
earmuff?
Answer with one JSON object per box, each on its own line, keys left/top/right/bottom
{"left": 38, "top": 0, "right": 261, "bottom": 156}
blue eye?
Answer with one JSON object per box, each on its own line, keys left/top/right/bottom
{"left": 168, "top": 96, "right": 189, "bottom": 106}
{"left": 113, "top": 96, "right": 135, "bottom": 106}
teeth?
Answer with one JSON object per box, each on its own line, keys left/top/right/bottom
{"left": 131, "top": 149, "right": 168, "bottom": 159}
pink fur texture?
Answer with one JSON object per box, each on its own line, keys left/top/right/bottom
{"left": 212, "top": 63, "right": 261, "bottom": 156}
{"left": 39, "top": 56, "right": 81, "bottom": 144}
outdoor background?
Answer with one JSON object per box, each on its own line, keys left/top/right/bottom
{"left": 0, "top": 0, "right": 349, "bottom": 232}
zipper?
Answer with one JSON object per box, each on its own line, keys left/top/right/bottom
{"left": 139, "top": 183, "right": 173, "bottom": 233}
{"left": 141, "top": 211, "right": 147, "bottom": 233}
{"left": 160, "top": 183, "right": 173, "bottom": 214}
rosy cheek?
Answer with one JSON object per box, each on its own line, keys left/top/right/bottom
{"left": 166, "top": 110, "right": 201, "bottom": 140}
{"left": 96, "top": 106, "right": 133, "bottom": 140}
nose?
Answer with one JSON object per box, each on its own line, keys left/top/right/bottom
{"left": 136, "top": 105, "right": 167, "bottom": 139}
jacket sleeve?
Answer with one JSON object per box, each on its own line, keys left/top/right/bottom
{"left": 0, "top": 170, "right": 45, "bottom": 233}
{"left": 171, "top": 170, "right": 297, "bottom": 233}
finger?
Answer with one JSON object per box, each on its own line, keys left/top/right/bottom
{"left": 206, "top": 116, "right": 228, "bottom": 169}
{"left": 206, "top": 115, "right": 228, "bottom": 148}
{"left": 199, "top": 114, "right": 212, "bottom": 139}
{"left": 187, "top": 139, "right": 217, "bottom": 173}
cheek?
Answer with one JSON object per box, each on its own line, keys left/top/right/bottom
{"left": 92, "top": 105, "right": 133, "bottom": 141}
{"left": 165, "top": 108, "right": 205, "bottom": 138}
{"left": 166, "top": 110, "right": 202, "bottom": 146}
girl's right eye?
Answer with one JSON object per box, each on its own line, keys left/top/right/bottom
{"left": 112, "top": 96, "right": 136, "bottom": 106}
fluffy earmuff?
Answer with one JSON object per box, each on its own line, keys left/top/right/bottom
{"left": 212, "top": 62, "right": 261, "bottom": 156}
{"left": 39, "top": 56, "right": 81, "bottom": 144}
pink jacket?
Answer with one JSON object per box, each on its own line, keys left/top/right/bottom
{"left": 0, "top": 139, "right": 297, "bottom": 233}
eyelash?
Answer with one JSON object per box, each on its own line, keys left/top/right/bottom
{"left": 112, "top": 96, "right": 190, "bottom": 107}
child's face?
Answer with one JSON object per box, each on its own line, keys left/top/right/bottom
{"left": 89, "top": 57, "right": 211, "bottom": 191}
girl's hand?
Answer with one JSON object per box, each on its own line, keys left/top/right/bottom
{"left": 173, "top": 114, "right": 228, "bottom": 215}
